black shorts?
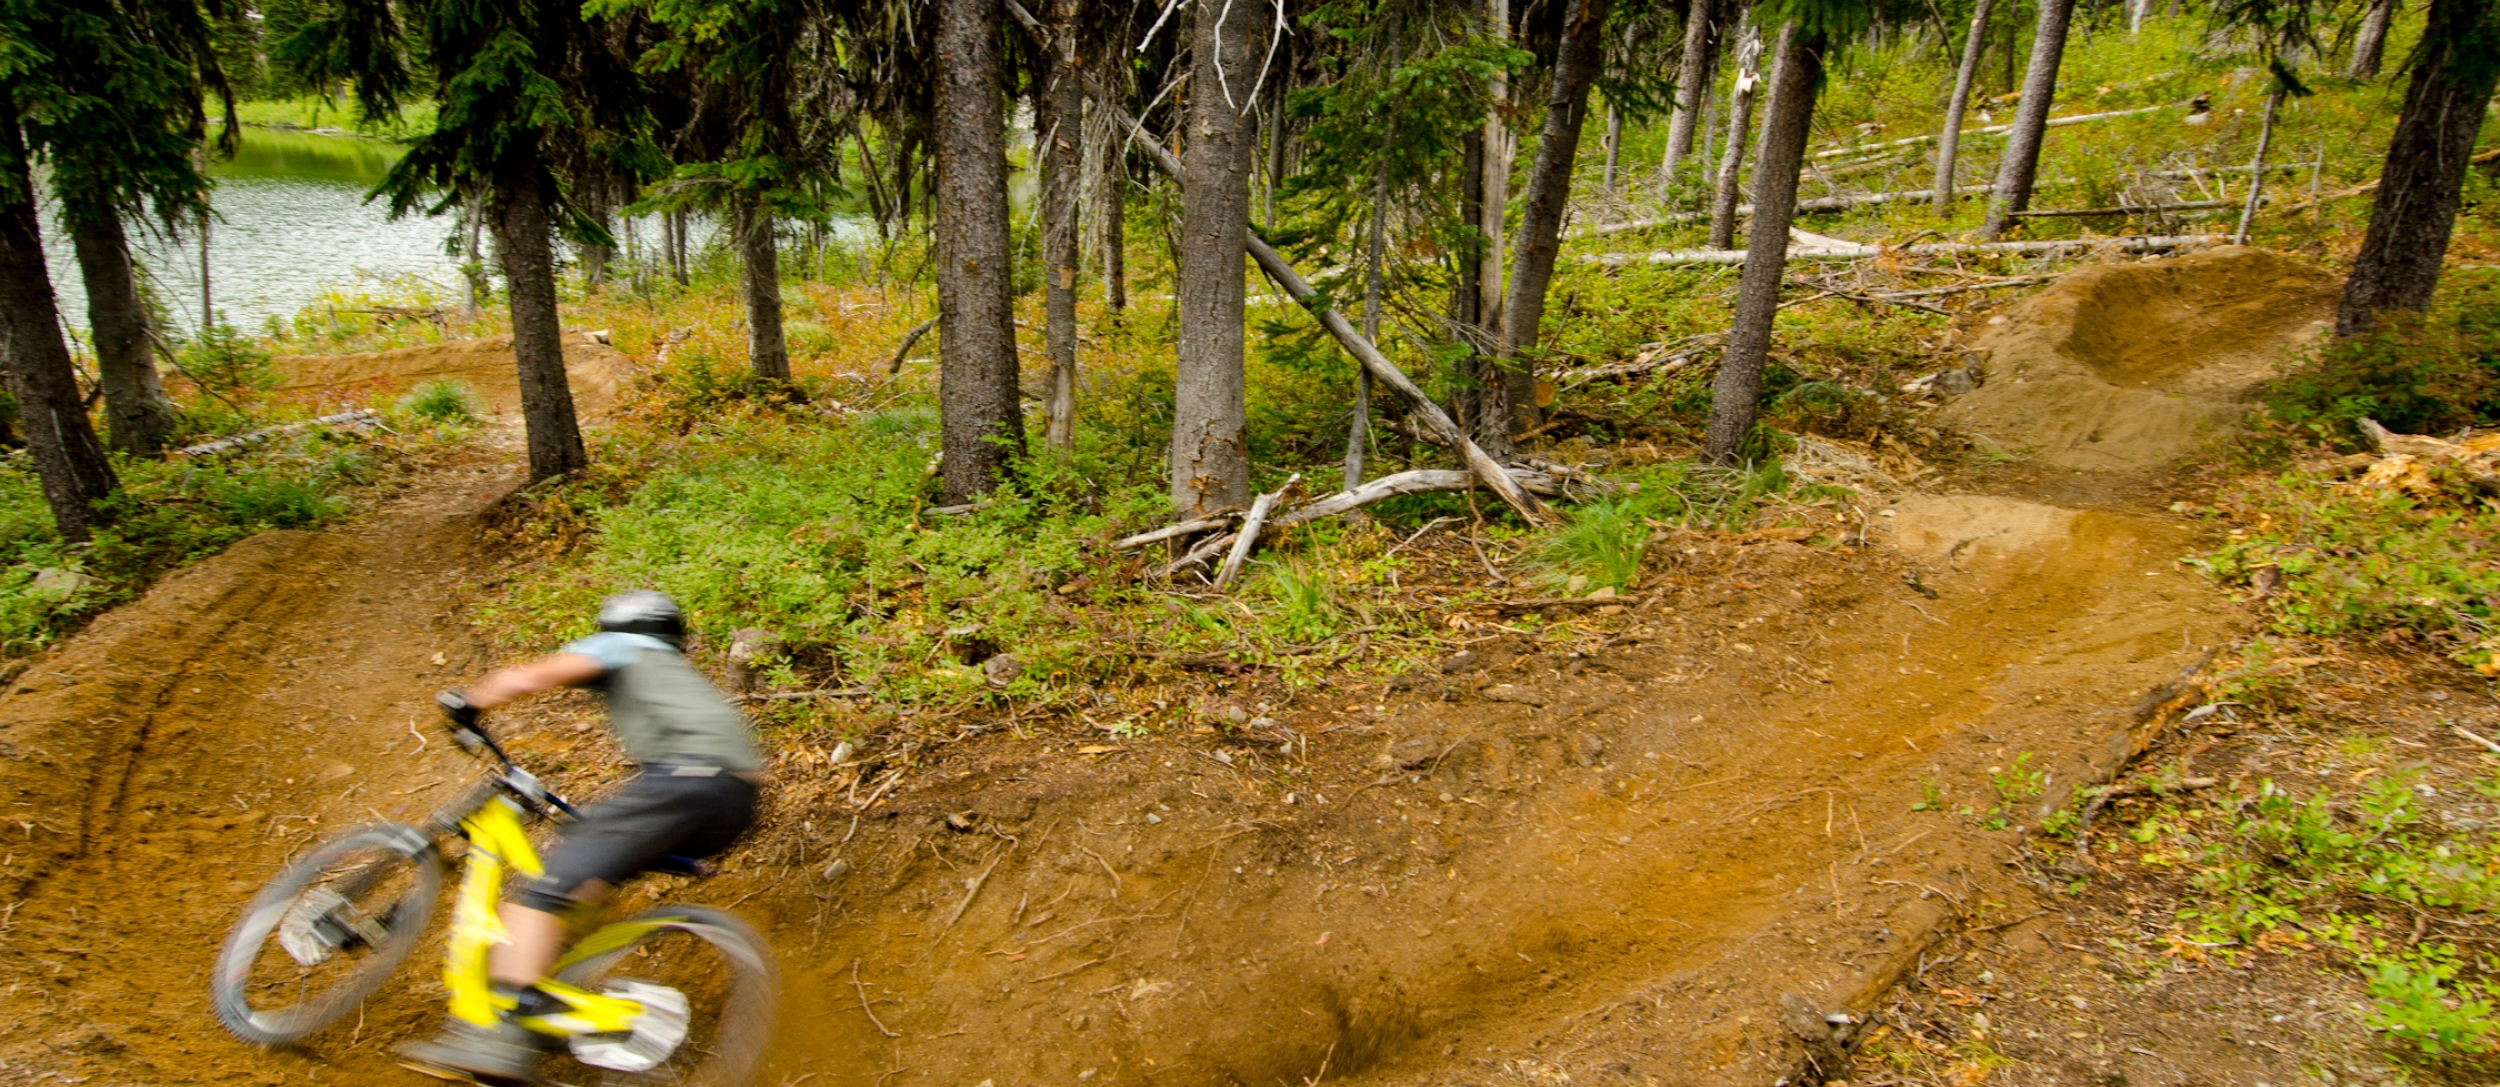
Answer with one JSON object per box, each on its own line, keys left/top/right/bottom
{"left": 515, "top": 767, "right": 757, "bottom": 912}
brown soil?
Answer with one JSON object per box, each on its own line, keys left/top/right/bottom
{"left": 1939, "top": 246, "right": 2337, "bottom": 473}
{"left": 273, "top": 332, "right": 636, "bottom": 417}
{"left": 0, "top": 249, "right": 2332, "bottom": 1087}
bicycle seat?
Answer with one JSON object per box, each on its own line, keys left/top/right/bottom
{"left": 648, "top": 854, "right": 716, "bottom": 879}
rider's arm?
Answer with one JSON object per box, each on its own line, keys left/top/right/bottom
{"left": 464, "top": 653, "right": 608, "bottom": 710}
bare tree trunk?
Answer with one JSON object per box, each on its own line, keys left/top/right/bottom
{"left": 738, "top": 197, "right": 791, "bottom": 383}
{"left": 1497, "top": 0, "right": 1612, "bottom": 437}
{"left": 1603, "top": 104, "right": 1622, "bottom": 190}
{"left": 666, "top": 208, "right": 690, "bottom": 286}
{"left": 1708, "top": 20, "right": 1764, "bottom": 250}
{"left": 1101, "top": 155, "right": 1128, "bottom": 315}
{"left": 1703, "top": 25, "right": 1826, "bottom": 465}
{"left": 2349, "top": 0, "right": 2396, "bottom": 78}
{"left": 1480, "top": 0, "right": 1513, "bottom": 342}
{"left": 1452, "top": 128, "right": 1487, "bottom": 434}
{"left": 581, "top": 180, "right": 614, "bottom": 289}
{"left": 1171, "top": 0, "right": 1262, "bottom": 514}
{"left": 1983, "top": 0, "right": 2079, "bottom": 238}
{"left": 460, "top": 193, "right": 487, "bottom": 317}
{"left": 2234, "top": 85, "right": 2283, "bottom": 245}
{"left": 1664, "top": 0, "right": 1721, "bottom": 176}
{"left": 933, "top": 0, "right": 1025, "bottom": 500}
{"left": 1040, "top": 0, "right": 1083, "bottom": 451}
{"left": 2338, "top": 0, "right": 2500, "bottom": 335}
{"left": 491, "top": 167, "right": 589, "bottom": 482}
{"left": 0, "top": 105, "right": 115, "bottom": 541}
{"left": 67, "top": 208, "right": 176, "bottom": 456}
{"left": 1349, "top": 179, "right": 1385, "bottom": 490}
{"left": 1935, "top": 0, "right": 2000, "bottom": 217}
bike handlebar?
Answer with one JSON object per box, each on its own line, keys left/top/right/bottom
{"left": 435, "top": 689, "right": 580, "bottom": 820}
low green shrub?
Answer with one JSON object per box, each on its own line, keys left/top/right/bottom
{"left": 2199, "top": 468, "right": 2500, "bottom": 672}
{"left": 2263, "top": 278, "right": 2500, "bottom": 449}
{"left": 399, "top": 379, "right": 480, "bottom": 425}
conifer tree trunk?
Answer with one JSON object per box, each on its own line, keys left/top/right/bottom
{"left": 1935, "top": 0, "right": 2000, "bottom": 216}
{"left": 1983, "top": 0, "right": 2079, "bottom": 238}
{"left": 1497, "top": 0, "right": 1612, "bottom": 436}
{"left": 1708, "top": 20, "right": 1764, "bottom": 250}
{"left": 2349, "top": 0, "right": 2396, "bottom": 78}
{"left": 739, "top": 196, "right": 791, "bottom": 383}
{"left": 1664, "top": 0, "right": 1720, "bottom": 176}
{"left": 67, "top": 208, "right": 176, "bottom": 455}
{"left": 1171, "top": 0, "right": 1262, "bottom": 514}
{"left": 1039, "top": 0, "right": 1083, "bottom": 451}
{"left": 1703, "top": 25, "right": 1826, "bottom": 465}
{"left": 2337, "top": 0, "right": 2500, "bottom": 335}
{"left": 490, "top": 166, "right": 589, "bottom": 482}
{"left": 0, "top": 105, "right": 115, "bottom": 540}
{"left": 933, "top": 0, "right": 1025, "bottom": 500}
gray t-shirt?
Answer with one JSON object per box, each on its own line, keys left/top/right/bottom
{"left": 563, "top": 632, "right": 763, "bottom": 773}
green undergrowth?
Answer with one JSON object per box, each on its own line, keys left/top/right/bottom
{"left": 478, "top": 341, "right": 1824, "bottom": 734}
{"left": 2042, "top": 741, "right": 2500, "bottom": 1064}
{"left": 2203, "top": 281, "right": 2500, "bottom": 675}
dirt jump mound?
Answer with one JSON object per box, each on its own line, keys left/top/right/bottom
{"left": 1940, "top": 245, "right": 2336, "bottom": 472}
{"left": 274, "top": 331, "right": 634, "bottom": 417}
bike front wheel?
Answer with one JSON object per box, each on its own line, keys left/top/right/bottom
{"left": 552, "top": 904, "right": 778, "bottom": 1087}
{"left": 211, "top": 822, "right": 444, "bottom": 1046}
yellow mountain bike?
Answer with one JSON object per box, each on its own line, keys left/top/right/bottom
{"left": 210, "top": 709, "right": 776, "bottom": 1085}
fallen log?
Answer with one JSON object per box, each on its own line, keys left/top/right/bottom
{"left": 1214, "top": 475, "right": 1298, "bottom": 590}
{"left": 1806, "top": 102, "right": 2174, "bottom": 162}
{"left": 174, "top": 409, "right": 385, "bottom": 457}
{"left": 2008, "top": 199, "right": 2235, "bottom": 218}
{"left": 1577, "top": 185, "right": 1993, "bottom": 235}
{"left": 1004, "top": 0, "right": 1549, "bottom": 528}
{"left": 1114, "top": 515, "right": 1236, "bottom": 551}
{"left": 885, "top": 318, "right": 937, "bottom": 376}
{"left": 1580, "top": 233, "right": 2220, "bottom": 268}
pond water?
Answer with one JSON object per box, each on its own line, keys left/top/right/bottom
{"left": 44, "top": 129, "right": 469, "bottom": 335}
{"left": 41, "top": 128, "right": 761, "bottom": 337}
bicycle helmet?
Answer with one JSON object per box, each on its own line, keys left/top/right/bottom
{"left": 597, "top": 590, "right": 686, "bottom": 647}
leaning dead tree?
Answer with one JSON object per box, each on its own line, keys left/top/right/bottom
{"left": 1004, "top": 0, "right": 1552, "bottom": 527}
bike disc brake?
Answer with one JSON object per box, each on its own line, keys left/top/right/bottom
{"left": 568, "top": 981, "right": 689, "bottom": 1073}
{"left": 277, "top": 888, "right": 353, "bottom": 966}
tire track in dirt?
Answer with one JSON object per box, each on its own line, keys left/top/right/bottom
{"left": 0, "top": 441, "right": 520, "bottom": 1083}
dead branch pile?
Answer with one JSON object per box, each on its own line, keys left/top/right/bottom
{"left": 2334, "top": 418, "right": 2500, "bottom": 496}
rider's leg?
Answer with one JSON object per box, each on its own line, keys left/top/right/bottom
{"left": 488, "top": 880, "right": 611, "bottom": 989}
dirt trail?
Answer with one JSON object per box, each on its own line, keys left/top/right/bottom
{"left": 273, "top": 331, "right": 636, "bottom": 418}
{"left": 0, "top": 248, "right": 2330, "bottom": 1087}
{"left": 0, "top": 435, "right": 521, "bottom": 1083}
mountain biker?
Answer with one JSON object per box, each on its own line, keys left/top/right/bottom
{"left": 400, "top": 590, "right": 765, "bottom": 1081}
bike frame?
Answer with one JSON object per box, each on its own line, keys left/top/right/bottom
{"left": 441, "top": 788, "right": 653, "bottom": 1038}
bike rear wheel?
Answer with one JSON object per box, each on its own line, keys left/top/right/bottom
{"left": 551, "top": 905, "right": 778, "bottom": 1087}
{"left": 211, "top": 823, "right": 444, "bottom": 1046}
